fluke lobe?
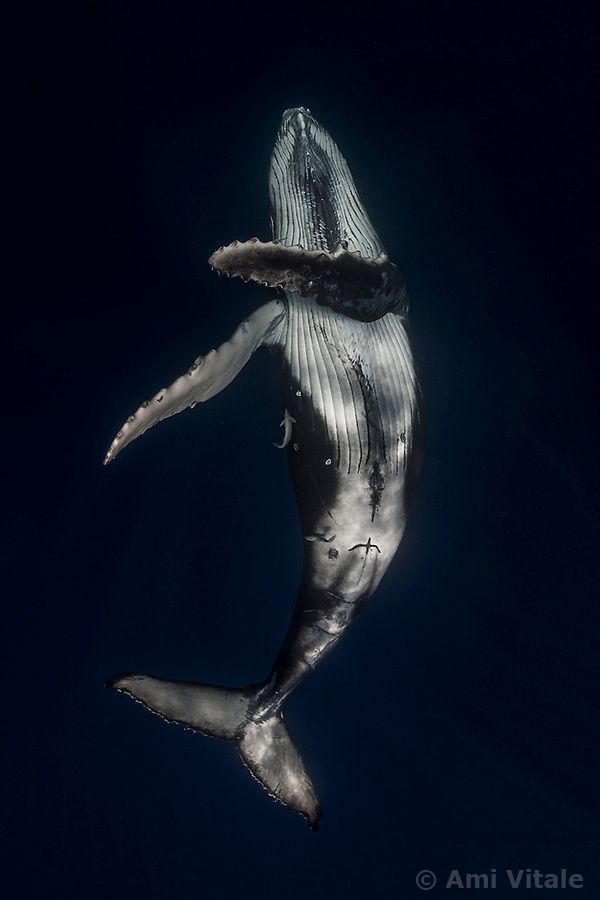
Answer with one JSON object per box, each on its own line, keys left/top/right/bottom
{"left": 105, "top": 108, "right": 423, "bottom": 830}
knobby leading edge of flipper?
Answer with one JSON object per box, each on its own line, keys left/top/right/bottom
{"left": 103, "top": 299, "right": 286, "bottom": 465}
{"left": 105, "top": 108, "right": 422, "bottom": 829}
{"left": 208, "top": 239, "right": 408, "bottom": 322}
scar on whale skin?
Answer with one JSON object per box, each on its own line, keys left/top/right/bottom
{"left": 348, "top": 537, "right": 381, "bottom": 556}
{"left": 348, "top": 537, "right": 382, "bottom": 585}
{"left": 369, "top": 461, "right": 386, "bottom": 522}
{"left": 304, "top": 533, "right": 337, "bottom": 543}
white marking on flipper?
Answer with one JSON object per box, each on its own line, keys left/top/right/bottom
{"left": 104, "top": 300, "right": 286, "bottom": 465}
{"left": 273, "top": 408, "right": 296, "bottom": 449}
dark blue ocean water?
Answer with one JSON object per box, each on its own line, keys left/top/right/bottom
{"left": 6, "top": 3, "right": 599, "bottom": 897}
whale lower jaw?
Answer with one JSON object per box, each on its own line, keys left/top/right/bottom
{"left": 270, "top": 108, "right": 384, "bottom": 258}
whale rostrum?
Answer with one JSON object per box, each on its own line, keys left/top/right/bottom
{"left": 105, "top": 107, "right": 422, "bottom": 830}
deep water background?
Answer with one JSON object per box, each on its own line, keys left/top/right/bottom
{"left": 5, "top": 3, "right": 599, "bottom": 897}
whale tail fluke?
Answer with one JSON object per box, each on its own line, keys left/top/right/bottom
{"left": 237, "top": 715, "right": 322, "bottom": 830}
{"left": 106, "top": 673, "right": 322, "bottom": 830}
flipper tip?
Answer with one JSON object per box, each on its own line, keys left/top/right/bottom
{"left": 307, "top": 810, "right": 322, "bottom": 832}
{"left": 105, "top": 672, "right": 139, "bottom": 691}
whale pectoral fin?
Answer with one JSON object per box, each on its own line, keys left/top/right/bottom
{"left": 210, "top": 240, "right": 406, "bottom": 321}
{"left": 104, "top": 299, "right": 286, "bottom": 464}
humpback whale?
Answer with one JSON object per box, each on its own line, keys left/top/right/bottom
{"left": 105, "top": 108, "right": 422, "bottom": 830}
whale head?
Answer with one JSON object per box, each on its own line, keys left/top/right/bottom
{"left": 209, "top": 108, "right": 408, "bottom": 322}
{"left": 269, "top": 107, "right": 385, "bottom": 259}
